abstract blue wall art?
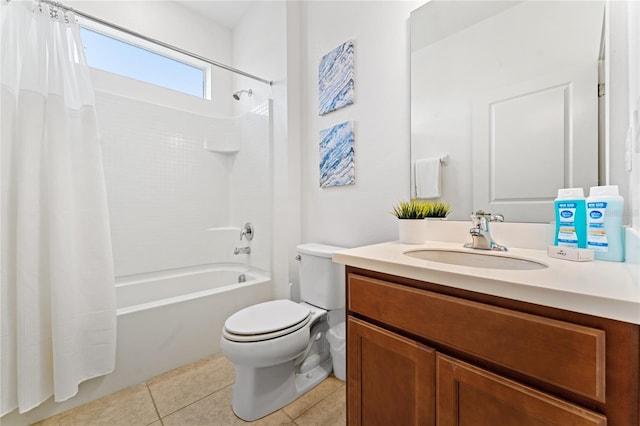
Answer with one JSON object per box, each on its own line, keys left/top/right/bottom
{"left": 318, "top": 40, "right": 354, "bottom": 115}
{"left": 319, "top": 121, "right": 355, "bottom": 188}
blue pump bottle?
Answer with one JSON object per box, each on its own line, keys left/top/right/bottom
{"left": 554, "top": 188, "right": 587, "bottom": 248}
{"left": 587, "top": 185, "right": 625, "bottom": 262}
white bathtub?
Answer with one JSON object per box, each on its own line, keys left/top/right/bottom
{"left": 7, "top": 263, "right": 272, "bottom": 426}
{"left": 116, "top": 264, "right": 269, "bottom": 314}
{"left": 113, "top": 264, "right": 272, "bottom": 384}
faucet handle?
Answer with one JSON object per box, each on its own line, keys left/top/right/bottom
{"left": 490, "top": 213, "right": 504, "bottom": 223}
{"left": 472, "top": 210, "right": 504, "bottom": 222}
{"left": 469, "top": 211, "right": 484, "bottom": 229}
{"left": 240, "top": 222, "right": 254, "bottom": 241}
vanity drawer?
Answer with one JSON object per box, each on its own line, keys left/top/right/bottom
{"left": 348, "top": 274, "right": 606, "bottom": 402}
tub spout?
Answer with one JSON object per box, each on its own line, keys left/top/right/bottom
{"left": 234, "top": 246, "right": 251, "bottom": 255}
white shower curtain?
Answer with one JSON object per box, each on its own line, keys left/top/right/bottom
{"left": 1, "top": 1, "right": 116, "bottom": 415}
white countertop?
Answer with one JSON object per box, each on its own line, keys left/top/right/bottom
{"left": 333, "top": 240, "right": 640, "bottom": 325}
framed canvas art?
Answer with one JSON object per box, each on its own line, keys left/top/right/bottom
{"left": 319, "top": 40, "right": 354, "bottom": 115}
{"left": 319, "top": 121, "right": 355, "bottom": 188}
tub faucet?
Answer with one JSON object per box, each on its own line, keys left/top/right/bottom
{"left": 463, "top": 210, "right": 507, "bottom": 251}
{"left": 234, "top": 246, "right": 251, "bottom": 255}
{"left": 240, "top": 222, "right": 254, "bottom": 241}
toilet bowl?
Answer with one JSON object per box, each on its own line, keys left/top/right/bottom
{"left": 220, "top": 243, "right": 345, "bottom": 421}
{"left": 221, "top": 300, "right": 324, "bottom": 367}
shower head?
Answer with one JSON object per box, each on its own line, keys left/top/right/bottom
{"left": 232, "top": 89, "right": 253, "bottom": 100}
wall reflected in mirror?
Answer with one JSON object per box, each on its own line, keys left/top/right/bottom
{"left": 410, "top": 1, "right": 605, "bottom": 222}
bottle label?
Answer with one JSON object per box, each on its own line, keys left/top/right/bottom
{"left": 587, "top": 201, "right": 608, "bottom": 252}
{"left": 557, "top": 202, "right": 578, "bottom": 246}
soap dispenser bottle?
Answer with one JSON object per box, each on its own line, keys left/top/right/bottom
{"left": 586, "top": 185, "right": 625, "bottom": 262}
{"left": 553, "top": 188, "right": 587, "bottom": 248}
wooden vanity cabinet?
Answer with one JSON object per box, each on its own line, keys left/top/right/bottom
{"left": 437, "top": 354, "right": 606, "bottom": 426}
{"left": 345, "top": 266, "right": 640, "bottom": 426}
{"left": 348, "top": 318, "right": 435, "bottom": 425}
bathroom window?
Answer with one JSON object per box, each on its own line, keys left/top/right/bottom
{"left": 79, "top": 20, "right": 211, "bottom": 99}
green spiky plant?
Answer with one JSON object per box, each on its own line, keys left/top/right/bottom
{"left": 391, "top": 200, "right": 428, "bottom": 219}
{"left": 391, "top": 200, "right": 451, "bottom": 219}
{"left": 425, "top": 200, "right": 451, "bottom": 218}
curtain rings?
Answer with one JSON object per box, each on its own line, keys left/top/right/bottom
{"left": 35, "top": 1, "right": 69, "bottom": 23}
{"left": 50, "top": 1, "right": 71, "bottom": 23}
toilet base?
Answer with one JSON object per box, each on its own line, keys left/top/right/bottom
{"left": 231, "top": 357, "right": 333, "bottom": 421}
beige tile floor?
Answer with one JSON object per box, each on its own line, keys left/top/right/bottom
{"left": 34, "top": 355, "right": 346, "bottom": 426}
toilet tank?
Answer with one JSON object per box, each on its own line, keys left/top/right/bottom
{"left": 297, "top": 243, "right": 345, "bottom": 310}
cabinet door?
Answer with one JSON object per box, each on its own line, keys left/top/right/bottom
{"left": 347, "top": 317, "right": 435, "bottom": 426}
{"left": 348, "top": 274, "right": 606, "bottom": 402}
{"left": 437, "top": 354, "right": 607, "bottom": 426}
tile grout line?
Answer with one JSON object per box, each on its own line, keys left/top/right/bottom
{"left": 290, "top": 383, "right": 345, "bottom": 422}
{"left": 154, "top": 382, "right": 235, "bottom": 421}
{"left": 281, "top": 407, "right": 295, "bottom": 424}
{"left": 146, "top": 382, "right": 164, "bottom": 426}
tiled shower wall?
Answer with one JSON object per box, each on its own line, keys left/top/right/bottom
{"left": 230, "top": 102, "right": 272, "bottom": 273}
{"left": 96, "top": 91, "right": 270, "bottom": 277}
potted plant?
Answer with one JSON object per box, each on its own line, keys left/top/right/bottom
{"left": 424, "top": 200, "right": 451, "bottom": 219}
{"left": 391, "top": 200, "right": 451, "bottom": 244}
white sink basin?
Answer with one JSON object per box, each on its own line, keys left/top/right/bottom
{"left": 404, "top": 249, "right": 548, "bottom": 270}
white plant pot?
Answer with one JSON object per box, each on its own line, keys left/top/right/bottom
{"left": 398, "top": 219, "right": 428, "bottom": 244}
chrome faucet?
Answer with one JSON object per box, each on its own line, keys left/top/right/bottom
{"left": 240, "top": 222, "right": 254, "bottom": 241}
{"left": 234, "top": 246, "right": 251, "bottom": 255}
{"left": 463, "top": 210, "right": 507, "bottom": 251}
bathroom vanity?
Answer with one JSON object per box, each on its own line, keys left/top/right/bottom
{"left": 334, "top": 241, "right": 640, "bottom": 425}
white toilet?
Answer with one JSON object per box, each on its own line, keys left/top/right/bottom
{"left": 220, "top": 243, "right": 345, "bottom": 421}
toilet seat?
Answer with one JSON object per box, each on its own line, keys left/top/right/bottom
{"left": 223, "top": 300, "right": 312, "bottom": 343}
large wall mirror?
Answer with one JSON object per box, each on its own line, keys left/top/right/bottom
{"left": 410, "top": 0, "right": 605, "bottom": 222}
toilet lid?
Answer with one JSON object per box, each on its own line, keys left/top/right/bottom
{"left": 224, "top": 299, "right": 311, "bottom": 336}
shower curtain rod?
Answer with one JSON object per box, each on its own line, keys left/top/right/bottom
{"left": 17, "top": 0, "right": 274, "bottom": 86}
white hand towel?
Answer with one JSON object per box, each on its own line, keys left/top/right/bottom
{"left": 414, "top": 157, "right": 441, "bottom": 199}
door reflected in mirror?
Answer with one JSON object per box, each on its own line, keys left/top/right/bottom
{"left": 410, "top": 1, "right": 605, "bottom": 222}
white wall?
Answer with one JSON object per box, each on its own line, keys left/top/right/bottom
{"left": 621, "top": 0, "right": 640, "bottom": 232}
{"left": 227, "top": 104, "right": 273, "bottom": 273}
{"left": 96, "top": 91, "right": 237, "bottom": 276}
{"left": 192, "top": 0, "right": 421, "bottom": 300}
{"left": 299, "top": 1, "right": 421, "bottom": 253}
{"left": 232, "top": 1, "right": 290, "bottom": 298}
{"left": 608, "top": 0, "right": 633, "bottom": 226}
{"left": 608, "top": 0, "right": 639, "bottom": 272}
{"left": 630, "top": 0, "right": 640, "bottom": 232}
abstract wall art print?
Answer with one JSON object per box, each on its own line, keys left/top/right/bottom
{"left": 318, "top": 40, "right": 354, "bottom": 115}
{"left": 319, "top": 121, "right": 355, "bottom": 188}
